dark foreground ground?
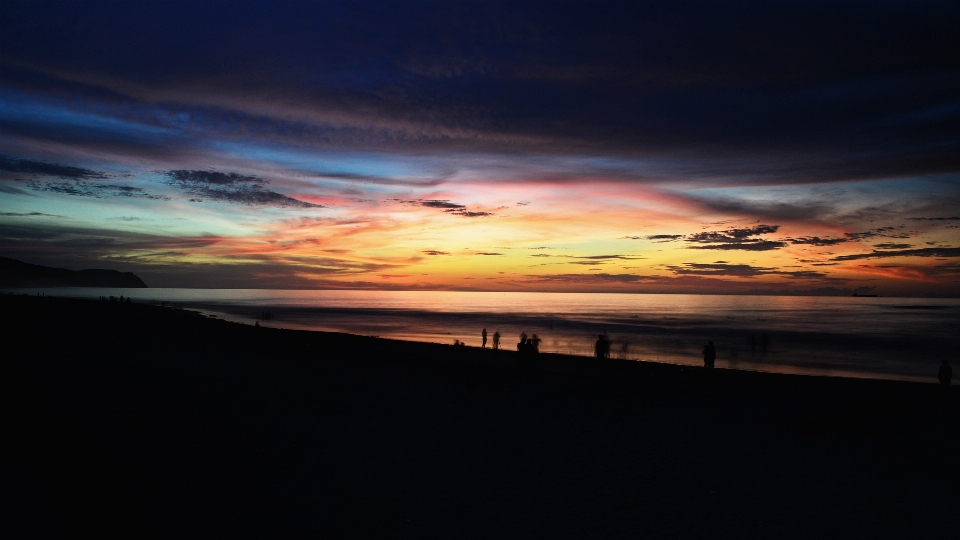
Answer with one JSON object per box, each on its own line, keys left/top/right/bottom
{"left": 4, "top": 294, "right": 958, "bottom": 538}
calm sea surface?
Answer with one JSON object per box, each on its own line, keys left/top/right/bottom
{"left": 9, "top": 288, "right": 958, "bottom": 383}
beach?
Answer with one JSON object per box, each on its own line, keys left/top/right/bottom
{"left": 6, "top": 294, "right": 958, "bottom": 538}
{"left": 9, "top": 287, "right": 958, "bottom": 382}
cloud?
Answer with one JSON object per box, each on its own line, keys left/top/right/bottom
{"left": 621, "top": 235, "right": 682, "bottom": 241}
{"left": 421, "top": 200, "right": 465, "bottom": 209}
{"left": 667, "top": 262, "right": 830, "bottom": 279}
{"left": 394, "top": 199, "right": 494, "bottom": 217}
{"left": 165, "top": 170, "right": 322, "bottom": 208}
{"left": 539, "top": 254, "right": 643, "bottom": 264}
{"left": 26, "top": 180, "right": 168, "bottom": 200}
{"left": 415, "top": 199, "right": 493, "bottom": 217}
{"left": 833, "top": 247, "right": 960, "bottom": 261}
{"left": 452, "top": 211, "right": 494, "bottom": 217}
{"left": 668, "top": 263, "right": 770, "bottom": 277}
{"left": 422, "top": 250, "right": 449, "bottom": 255}
{"left": 616, "top": 226, "right": 788, "bottom": 251}
{"left": 919, "top": 263, "right": 960, "bottom": 278}
{"left": 874, "top": 243, "right": 913, "bottom": 249}
{"left": 687, "top": 224, "right": 780, "bottom": 243}
{"left": 777, "top": 270, "right": 831, "bottom": 279}
{"left": 788, "top": 236, "right": 848, "bottom": 246}
{"left": 0, "top": 155, "right": 107, "bottom": 179}
{"left": 566, "top": 254, "right": 641, "bottom": 260}
{"left": 0, "top": 183, "right": 35, "bottom": 196}
{"left": 3, "top": 4, "right": 960, "bottom": 295}
{"left": 474, "top": 252, "right": 503, "bottom": 256}
{"left": 5, "top": 2, "right": 959, "bottom": 186}
{"left": 0, "top": 211, "right": 61, "bottom": 217}
{"left": 908, "top": 217, "right": 960, "bottom": 221}
{"left": 845, "top": 226, "right": 910, "bottom": 241}
{"left": 524, "top": 273, "right": 655, "bottom": 284}
{"left": 684, "top": 224, "right": 784, "bottom": 251}
{"left": 685, "top": 196, "right": 835, "bottom": 221}
{"left": 0, "top": 222, "right": 226, "bottom": 271}
{"left": 688, "top": 241, "right": 786, "bottom": 251}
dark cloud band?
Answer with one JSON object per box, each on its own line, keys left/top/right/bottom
{"left": 0, "top": 155, "right": 106, "bottom": 179}
{"left": 165, "top": 170, "right": 321, "bottom": 208}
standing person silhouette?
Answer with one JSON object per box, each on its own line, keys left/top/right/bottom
{"left": 939, "top": 359, "right": 952, "bottom": 386}
{"left": 492, "top": 330, "right": 500, "bottom": 351}
{"left": 703, "top": 341, "right": 716, "bottom": 369}
{"left": 595, "top": 334, "right": 609, "bottom": 359}
{"left": 482, "top": 328, "right": 488, "bottom": 349}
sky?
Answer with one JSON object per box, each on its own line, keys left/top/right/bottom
{"left": 1, "top": 1, "right": 959, "bottom": 295}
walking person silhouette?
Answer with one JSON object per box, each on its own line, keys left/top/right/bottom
{"left": 482, "top": 328, "right": 488, "bottom": 349}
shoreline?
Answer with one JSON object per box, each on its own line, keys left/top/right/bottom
{"left": 6, "top": 288, "right": 954, "bottom": 384}
{"left": 7, "top": 294, "right": 959, "bottom": 537}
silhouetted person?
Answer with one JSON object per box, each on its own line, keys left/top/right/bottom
{"left": 703, "top": 341, "right": 716, "bottom": 369}
{"left": 595, "top": 334, "right": 609, "bottom": 359}
{"left": 516, "top": 338, "right": 537, "bottom": 357}
{"left": 493, "top": 331, "right": 500, "bottom": 350}
{"left": 939, "top": 360, "right": 952, "bottom": 386}
{"left": 482, "top": 328, "right": 487, "bottom": 349}
{"left": 531, "top": 334, "right": 541, "bottom": 353}
{"left": 519, "top": 331, "right": 527, "bottom": 345}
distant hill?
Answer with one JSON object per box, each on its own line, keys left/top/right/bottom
{"left": 0, "top": 256, "right": 147, "bottom": 288}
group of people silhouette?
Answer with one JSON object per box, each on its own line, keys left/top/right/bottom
{"left": 517, "top": 331, "right": 541, "bottom": 355}
{"left": 478, "top": 328, "right": 541, "bottom": 354}
{"left": 481, "top": 328, "right": 501, "bottom": 350}
{"left": 474, "top": 329, "right": 952, "bottom": 385}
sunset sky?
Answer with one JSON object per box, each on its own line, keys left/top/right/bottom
{"left": 2, "top": 1, "right": 959, "bottom": 295}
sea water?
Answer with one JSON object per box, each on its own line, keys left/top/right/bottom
{"left": 7, "top": 288, "right": 957, "bottom": 383}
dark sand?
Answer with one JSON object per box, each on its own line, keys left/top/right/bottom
{"left": 6, "top": 295, "right": 958, "bottom": 538}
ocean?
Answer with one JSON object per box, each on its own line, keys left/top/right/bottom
{"left": 8, "top": 288, "right": 957, "bottom": 383}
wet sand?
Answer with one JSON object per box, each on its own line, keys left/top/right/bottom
{"left": 6, "top": 294, "right": 958, "bottom": 538}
